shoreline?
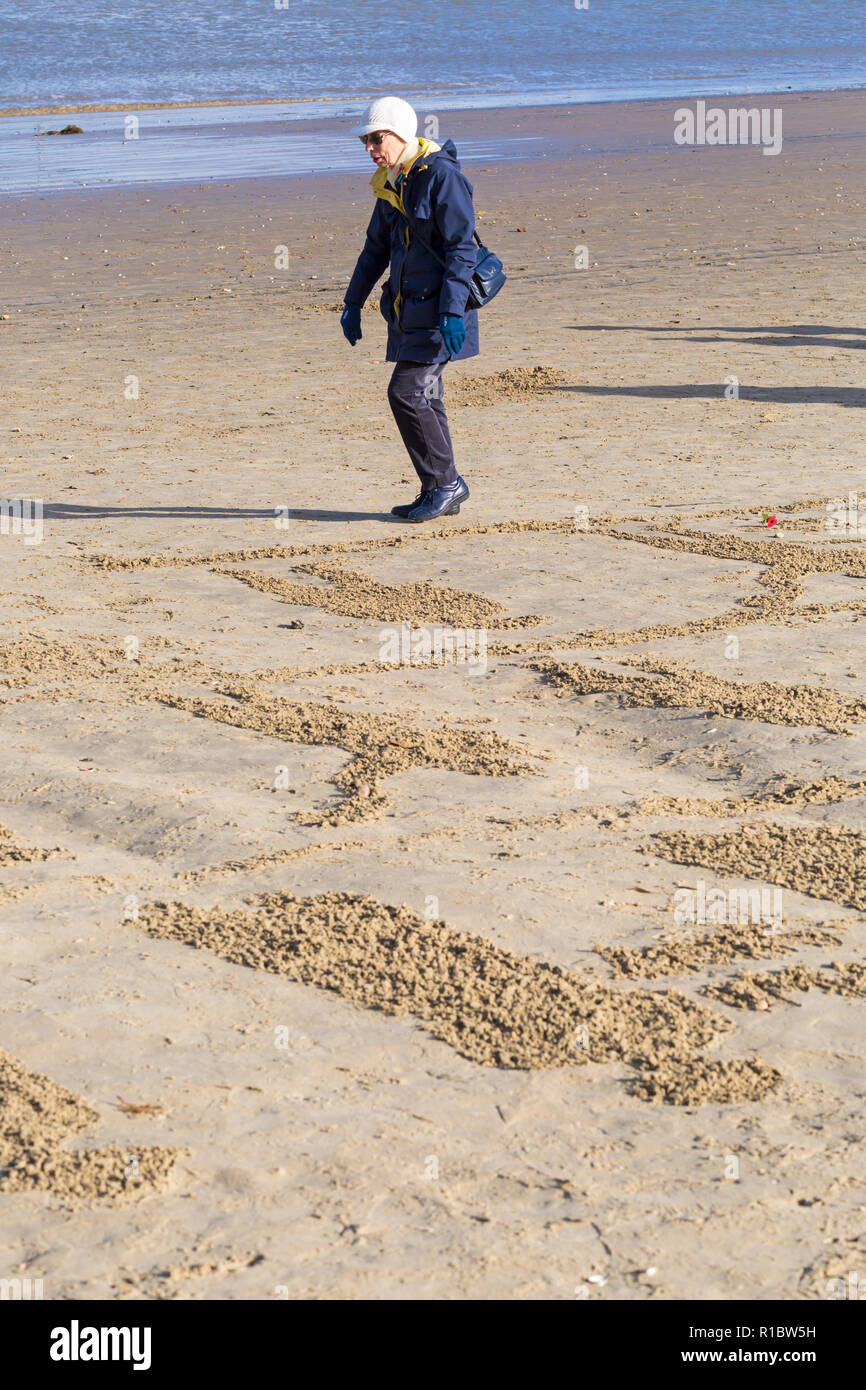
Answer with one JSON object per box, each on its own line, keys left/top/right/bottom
{"left": 3, "top": 86, "right": 864, "bottom": 201}
{"left": 2, "top": 76, "right": 865, "bottom": 121}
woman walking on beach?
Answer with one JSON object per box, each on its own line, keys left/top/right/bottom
{"left": 340, "top": 97, "right": 478, "bottom": 523}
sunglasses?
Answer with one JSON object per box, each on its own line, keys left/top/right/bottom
{"left": 359, "top": 131, "right": 387, "bottom": 147}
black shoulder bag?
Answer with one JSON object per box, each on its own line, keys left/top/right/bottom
{"left": 400, "top": 214, "right": 506, "bottom": 312}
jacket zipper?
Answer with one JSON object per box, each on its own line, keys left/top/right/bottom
{"left": 394, "top": 169, "right": 409, "bottom": 325}
{"left": 395, "top": 221, "right": 410, "bottom": 325}
{"left": 378, "top": 153, "right": 431, "bottom": 327}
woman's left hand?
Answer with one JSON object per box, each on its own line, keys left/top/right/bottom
{"left": 438, "top": 313, "right": 465, "bottom": 356}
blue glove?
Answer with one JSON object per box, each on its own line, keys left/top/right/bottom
{"left": 341, "top": 303, "right": 362, "bottom": 345}
{"left": 439, "top": 313, "right": 465, "bottom": 356}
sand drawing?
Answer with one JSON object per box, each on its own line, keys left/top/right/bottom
{"left": 138, "top": 889, "right": 784, "bottom": 1105}
{"left": 3, "top": 499, "right": 862, "bottom": 1135}
{"left": 0, "top": 1048, "right": 180, "bottom": 1203}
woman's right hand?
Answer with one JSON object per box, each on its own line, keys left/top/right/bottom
{"left": 340, "top": 303, "right": 362, "bottom": 345}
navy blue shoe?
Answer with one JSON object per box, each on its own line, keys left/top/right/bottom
{"left": 406, "top": 476, "right": 469, "bottom": 523}
{"left": 391, "top": 490, "right": 430, "bottom": 518}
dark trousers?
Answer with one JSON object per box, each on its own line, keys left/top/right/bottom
{"left": 387, "top": 360, "right": 458, "bottom": 491}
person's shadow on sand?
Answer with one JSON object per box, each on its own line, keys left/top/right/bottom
{"left": 41, "top": 504, "right": 399, "bottom": 523}
{"left": 568, "top": 322, "right": 866, "bottom": 353}
{"left": 553, "top": 383, "right": 866, "bottom": 407}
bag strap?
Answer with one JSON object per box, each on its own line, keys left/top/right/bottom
{"left": 396, "top": 206, "right": 482, "bottom": 268}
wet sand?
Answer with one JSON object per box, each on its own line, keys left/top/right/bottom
{"left": 1, "top": 89, "right": 865, "bottom": 1300}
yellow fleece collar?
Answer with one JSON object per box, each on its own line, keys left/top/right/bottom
{"left": 370, "top": 136, "right": 441, "bottom": 212}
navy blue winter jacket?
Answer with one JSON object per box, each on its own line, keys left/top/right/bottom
{"left": 344, "top": 137, "right": 479, "bottom": 364}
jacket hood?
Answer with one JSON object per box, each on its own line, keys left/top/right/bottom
{"left": 424, "top": 137, "right": 460, "bottom": 169}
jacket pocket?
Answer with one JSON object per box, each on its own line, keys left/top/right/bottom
{"left": 399, "top": 287, "right": 439, "bottom": 331}
{"left": 378, "top": 280, "right": 394, "bottom": 323}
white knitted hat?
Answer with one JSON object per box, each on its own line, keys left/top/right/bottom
{"left": 350, "top": 96, "right": 417, "bottom": 143}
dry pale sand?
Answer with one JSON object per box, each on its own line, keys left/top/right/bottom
{"left": 1, "top": 90, "right": 865, "bottom": 1301}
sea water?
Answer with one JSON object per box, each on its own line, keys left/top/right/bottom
{"left": 1, "top": 0, "right": 863, "bottom": 193}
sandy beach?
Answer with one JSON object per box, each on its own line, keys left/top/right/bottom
{"left": 1, "top": 87, "right": 865, "bottom": 1301}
